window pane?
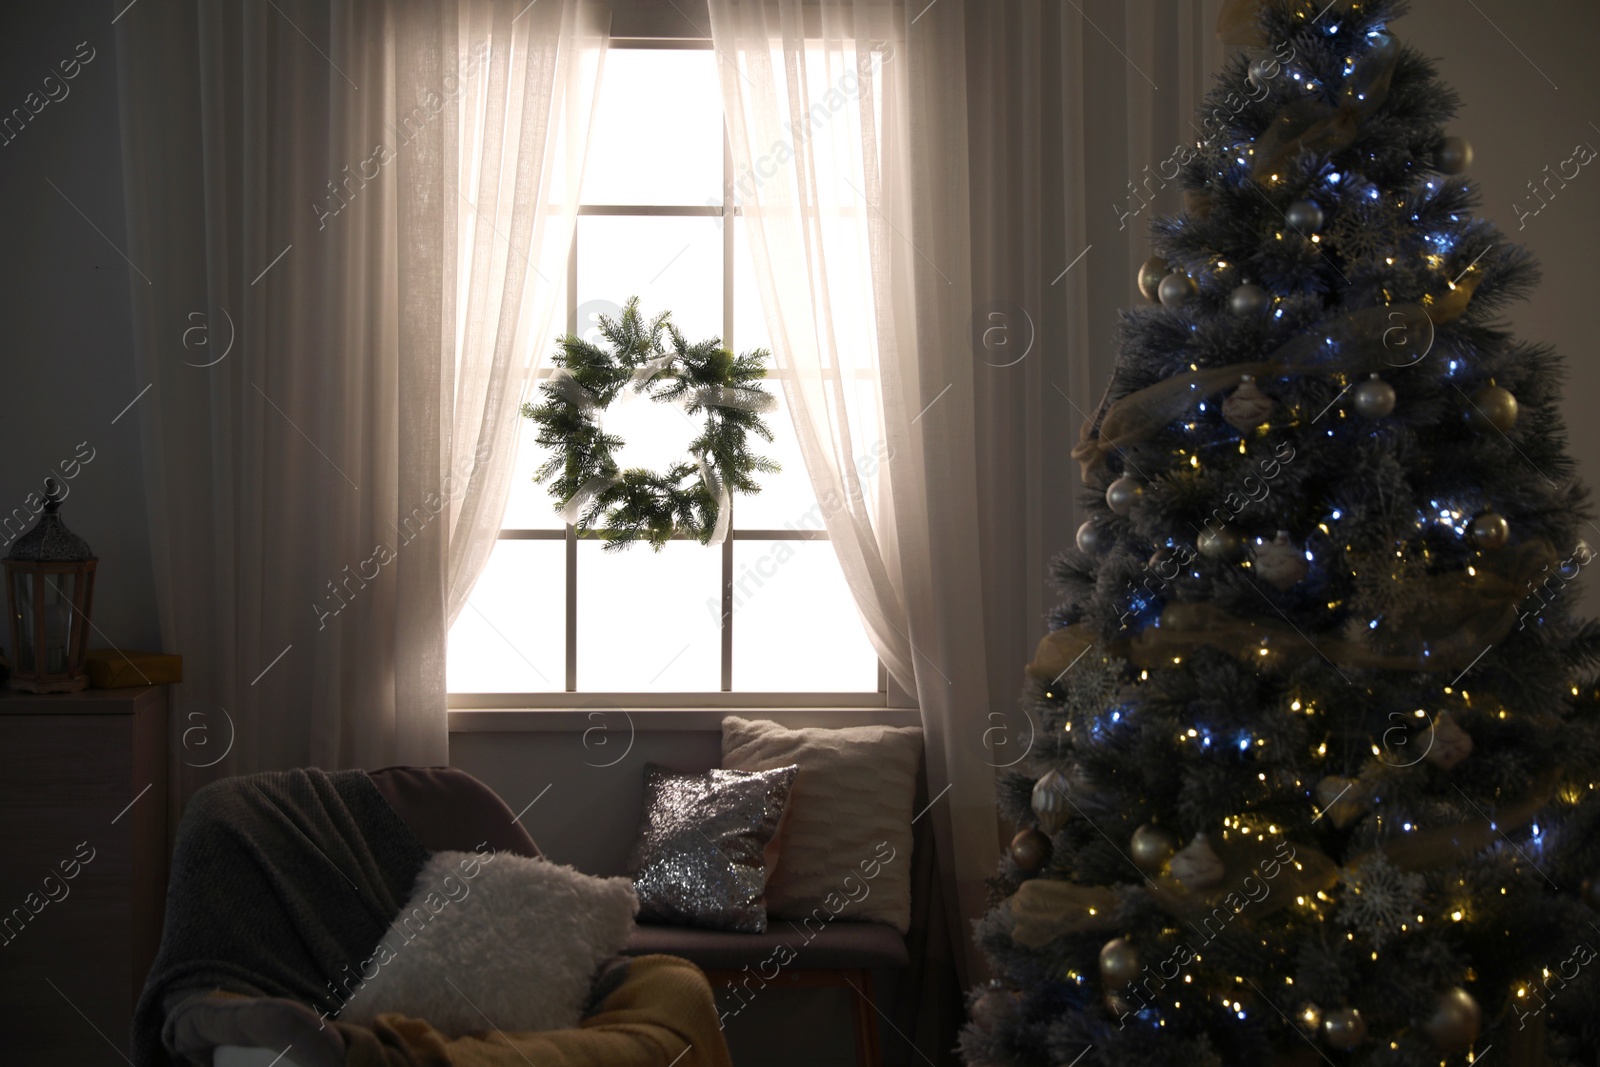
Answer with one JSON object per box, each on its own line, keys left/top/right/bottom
{"left": 730, "top": 540, "right": 877, "bottom": 692}
{"left": 730, "top": 382, "right": 818, "bottom": 530}
{"left": 577, "top": 215, "right": 722, "bottom": 342}
{"left": 500, "top": 421, "right": 564, "bottom": 530}
{"left": 577, "top": 541, "right": 721, "bottom": 691}
{"left": 582, "top": 49, "right": 723, "bottom": 206}
{"left": 448, "top": 540, "right": 565, "bottom": 692}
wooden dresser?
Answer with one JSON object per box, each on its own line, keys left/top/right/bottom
{"left": 0, "top": 685, "right": 169, "bottom": 1064}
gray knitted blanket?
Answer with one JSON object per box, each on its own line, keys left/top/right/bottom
{"left": 133, "top": 769, "right": 429, "bottom": 1066}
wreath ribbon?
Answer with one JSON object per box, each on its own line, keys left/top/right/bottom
{"left": 522, "top": 298, "right": 779, "bottom": 550}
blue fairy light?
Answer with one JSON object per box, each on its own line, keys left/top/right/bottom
{"left": 1326, "top": 171, "right": 1343, "bottom": 185}
{"left": 1331, "top": 509, "right": 1342, "bottom": 519}
{"left": 1368, "top": 187, "right": 1380, "bottom": 200}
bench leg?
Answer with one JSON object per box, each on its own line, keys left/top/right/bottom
{"left": 849, "top": 968, "right": 882, "bottom": 1067}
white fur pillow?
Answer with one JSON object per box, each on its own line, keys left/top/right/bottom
{"left": 337, "top": 849, "right": 636, "bottom": 1036}
{"left": 721, "top": 717, "right": 922, "bottom": 933}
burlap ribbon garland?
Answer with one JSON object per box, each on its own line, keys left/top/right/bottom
{"left": 1027, "top": 538, "right": 1557, "bottom": 680}
{"left": 1008, "top": 775, "right": 1554, "bottom": 949}
{"left": 1251, "top": 31, "right": 1400, "bottom": 181}
{"left": 1074, "top": 275, "right": 1481, "bottom": 480}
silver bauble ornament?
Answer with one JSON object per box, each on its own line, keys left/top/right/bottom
{"left": 1322, "top": 1007, "right": 1367, "bottom": 1049}
{"left": 1130, "top": 823, "right": 1179, "bottom": 872}
{"left": 1314, "top": 775, "right": 1365, "bottom": 829}
{"left": 1076, "top": 519, "right": 1108, "bottom": 555}
{"left": 1285, "top": 198, "right": 1325, "bottom": 233}
{"left": 1138, "top": 256, "right": 1169, "bottom": 303}
{"left": 1099, "top": 938, "right": 1142, "bottom": 986}
{"left": 1437, "top": 136, "right": 1474, "bottom": 175}
{"left": 1421, "top": 987, "right": 1481, "bottom": 1053}
{"left": 1010, "top": 828, "right": 1052, "bottom": 874}
{"left": 1247, "top": 58, "right": 1279, "bottom": 89}
{"left": 1032, "top": 768, "right": 1075, "bottom": 834}
{"left": 1425, "top": 710, "right": 1473, "bottom": 770}
{"left": 1466, "top": 382, "right": 1519, "bottom": 433}
{"left": 1169, "top": 832, "right": 1225, "bottom": 890}
{"left": 1468, "top": 512, "right": 1510, "bottom": 550}
{"left": 1197, "top": 525, "right": 1243, "bottom": 561}
{"left": 1223, "top": 375, "right": 1274, "bottom": 432}
{"left": 1228, "top": 283, "right": 1270, "bottom": 316}
{"left": 1352, "top": 373, "right": 1396, "bottom": 419}
{"left": 1254, "top": 530, "right": 1309, "bottom": 590}
{"left": 1158, "top": 271, "right": 1197, "bottom": 309}
{"left": 1106, "top": 476, "right": 1143, "bottom": 516}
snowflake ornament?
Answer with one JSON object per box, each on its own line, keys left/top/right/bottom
{"left": 1327, "top": 183, "right": 1409, "bottom": 266}
{"left": 1337, "top": 853, "right": 1425, "bottom": 948}
{"left": 1349, "top": 545, "right": 1439, "bottom": 622}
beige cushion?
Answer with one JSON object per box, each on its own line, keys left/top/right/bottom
{"left": 721, "top": 716, "right": 922, "bottom": 934}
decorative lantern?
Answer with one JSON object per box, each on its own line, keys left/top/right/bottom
{"left": 4, "top": 479, "right": 97, "bottom": 693}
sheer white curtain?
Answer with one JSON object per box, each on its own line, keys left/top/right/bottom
{"left": 709, "top": 0, "right": 1225, "bottom": 987}
{"left": 706, "top": 0, "right": 992, "bottom": 981}
{"left": 116, "top": 0, "right": 604, "bottom": 791}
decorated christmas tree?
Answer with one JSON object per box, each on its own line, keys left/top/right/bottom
{"left": 962, "top": 2, "right": 1600, "bottom": 1065}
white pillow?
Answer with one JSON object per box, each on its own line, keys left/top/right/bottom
{"left": 337, "top": 850, "right": 636, "bottom": 1037}
{"left": 721, "top": 716, "right": 922, "bottom": 933}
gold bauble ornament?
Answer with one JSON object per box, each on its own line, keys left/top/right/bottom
{"left": 1466, "top": 382, "right": 1518, "bottom": 434}
{"left": 1420, "top": 987, "right": 1481, "bottom": 1053}
{"left": 1223, "top": 374, "right": 1274, "bottom": 432}
{"left": 1322, "top": 1006, "right": 1367, "bottom": 1049}
{"left": 1468, "top": 512, "right": 1510, "bottom": 550}
{"left": 1009, "top": 828, "right": 1052, "bottom": 874}
{"left": 1197, "top": 525, "right": 1243, "bottom": 561}
{"left": 1130, "top": 823, "right": 1180, "bottom": 872}
{"left": 1099, "top": 937, "right": 1143, "bottom": 986}
{"left": 1352, "top": 373, "right": 1396, "bottom": 419}
{"left": 1138, "top": 256, "right": 1169, "bottom": 303}
{"left": 1437, "top": 136, "right": 1474, "bottom": 175}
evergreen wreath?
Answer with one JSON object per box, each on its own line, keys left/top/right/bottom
{"left": 520, "top": 297, "right": 779, "bottom": 550}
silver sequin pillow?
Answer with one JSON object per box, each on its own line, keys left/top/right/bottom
{"left": 627, "top": 763, "right": 797, "bottom": 933}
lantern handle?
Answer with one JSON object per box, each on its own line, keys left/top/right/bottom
{"left": 43, "top": 478, "right": 63, "bottom": 513}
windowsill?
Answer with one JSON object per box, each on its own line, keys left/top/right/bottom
{"left": 448, "top": 706, "right": 920, "bottom": 732}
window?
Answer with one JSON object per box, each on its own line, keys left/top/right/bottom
{"left": 447, "top": 41, "right": 883, "bottom": 708}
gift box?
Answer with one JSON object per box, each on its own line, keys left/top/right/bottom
{"left": 85, "top": 648, "right": 183, "bottom": 689}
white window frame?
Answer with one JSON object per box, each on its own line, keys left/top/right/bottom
{"left": 448, "top": 32, "right": 891, "bottom": 711}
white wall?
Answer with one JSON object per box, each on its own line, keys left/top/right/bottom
{"left": 1369, "top": 1, "right": 1600, "bottom": 615}
{"left": 0, "top": 5, "right": 158, "bottom": 664}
